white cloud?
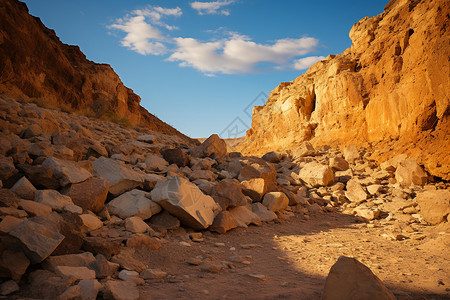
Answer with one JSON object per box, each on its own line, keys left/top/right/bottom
{"left": 109, "top": 15, "right": 166, "bottom": 55}
{"left": 190, "top": 0, "right": 234, "bottom": 16}
{"left": 109, "top": 5, "right": 181, "bottom": 54}
{"left": 293, "top": 56, "right": 326, "bottom": 70}
{"left": 168, "top": 35, "right": 320, "bottom": 75}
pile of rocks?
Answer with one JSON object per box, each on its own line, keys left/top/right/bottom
{"left": 0, "top": 97, "right": 448, "bottom": 299}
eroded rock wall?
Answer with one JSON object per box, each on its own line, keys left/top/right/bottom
{"left": 238, "top": 0, "right": 449, "bottom": 179}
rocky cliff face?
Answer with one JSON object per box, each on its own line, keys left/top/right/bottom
{"left": 0, "top": 0, "right": 194, "bottom": 144}
{"left": 238, "top": 0, "right": 449, "bottom": 180}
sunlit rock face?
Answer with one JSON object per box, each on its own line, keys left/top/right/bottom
{"left": 238, "top": 0, "right": 449, "bottom": 180}
{"left": 0, "top": 0, "right": 193, "bottom": 143}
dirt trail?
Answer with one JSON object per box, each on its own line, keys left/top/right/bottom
{"left": 136, "top": 210, "right": 449, "bottom": 300}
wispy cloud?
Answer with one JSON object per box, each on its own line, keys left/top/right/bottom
{"left": 293, "top": 56, "right": 326, "bottom": 70}
{"left": 109, "top": 5, "right": 181, "bottom": 55}
{"left": 168, "top": 35, "right": 320, "bottom": 75}
{"left": 190, "top": 0, "right": 234, "bottom": 16}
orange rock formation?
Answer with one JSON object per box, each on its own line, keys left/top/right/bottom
{"left": 238, "top": 0, "right": 449, "bottom": 180}
{"left": 0, "top": 0, "right": 194, "bottom": 143}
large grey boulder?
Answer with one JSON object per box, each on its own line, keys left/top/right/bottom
{"left": 151, "top": 176, "right": 221, "bottom": 230}
{"left": 93, "top": 157, "right": 144, "bottom": 196}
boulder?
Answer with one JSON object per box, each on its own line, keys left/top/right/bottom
{"left": 42, "top": 157, "right": 92, "bottom": 187}
{"left": 252, "top": 202, "right": 277, "bottom": 222}
{"left": 298, "top": 162, "right": 335, "bottom": 187}
{"left": 18, "top": 199, "right": 52, "bottom": 216}
{"left": 58, "top": 279, "right": 102, "bottom": 300}
{"left": 229, "top": 206, "right": 262, "bottom": 227}
{"left": 140, "top": 269, "right": 167, "bottom": 280}
{"left": 238, "top": 157, "right": 278, "bottom": 194}
{"left": 34, "top": 190, "right": 74, "bottom": 211}
{"left": 0, "top": 156, "right": 17, "bottom": 181}
{"left": 145, "top": 154, "right": 168, "bottom": 171}
{"left": 416, "top": 190, "right": 450, "bottom": 225}
{"left": 63, "top": 177, "right": 109, "bottom": 213}
{"left": 55, "top": 266, "right": 95, "bottom": 280}
{"left": 262, "top": 192, "right": 289, "bottom": 212}
{"left": 261, "top": 151, "right": 282, "bottom": 163}
{"left": 191, "top": 134, "right": 227, "bottom": 160}
{"left": 343, "top": 144, "right": 360, "bottom": 164}
{"left": 16, "top": 164, "right": 60, "bottom": 189}
{"left": 107, "top": 189, "right": 161, "bottom": 220}
{"left": 210, "top": 179, "right": 248, "bottom": 210}
{"left": 104, "top": 280, "right": 139, "bottom": 300}
{"left": 150, "top": 176, "right": 221, "bottom": 230}
{"left": 345, "top": 179, "right": 368, "bottom": 204}
{"left": 189, "top": 169, "right": 216, "bottom": 181}
{"left": 0, "top": 280, "right": 19, "bottom": 296}
{"left": 329, "top": 157, "right": 349, "bottom": 171}
{"left": 27, "top": 269, "right": 77, "bottom": 299}
{"left": 241, "top": 178, "right": 265, "bottom": 201}
{"left": 395, "top": 158, "right": 428, "bottom": 186}
{"left": 137, "top": 135, "right": 154, "bottom": 143}
{"left": 0, "top": 216, "right": 24, "bottom": 233}
{"left": 9, "top": 219, "right": 65, "bottom": 263}
{"left": 292, "top": 141, "right": 315, "bottom": 157}
{"left": 93, "top": 157, "right": 143, "bottom": 196}
{"left": 11, "top": 176, "right": 36, "bottom": 200}
{"left": 148, "top": 211, "right": 180, "bottom": 231}
{"left": 124, "top": 216, "right": 150, "bottom": 233}
{"left": 160, "top": 148, "right": 190, "bottom": 167}
{"left": 210, "top": 211, "right": 238, "bottom": 234}
{"left": 43, "top": 252, "right": 96, "bottom": 271}
{"left": 79, "top": 214, "right": 103, "bottom": 232}
{"left": 0, "top": 250, "right": 30, "bottom": 282}
{"left": 322, "top": 256, "right": 395, "bottom": 300}
{"left": 88, "top": 254, "right": 120, "bottom": 279}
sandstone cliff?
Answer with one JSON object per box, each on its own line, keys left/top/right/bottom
{"left": 0, "top": 0, "right": 195, "bottom": 144}
{"left": 238, "top": 0, "right": 449, "bottom": 180}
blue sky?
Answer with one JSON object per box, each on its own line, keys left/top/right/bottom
{"left": 23, "top": 0, "right": 388, "bottom": 138}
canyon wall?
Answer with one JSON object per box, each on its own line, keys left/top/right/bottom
{"left": 238, "top": 0, "right": 449, "bottom": 180}
{"left": 0, "top": 0, "right": 195, "bottom": 144}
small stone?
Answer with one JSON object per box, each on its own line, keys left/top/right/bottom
{"left": 247, "top": 274, "right": 267, "bottom": 281}
{"left": 252, "top": 202, "right": 277, "bottom": 222}
{"left": 329, "top": 157, "right": 349, "bottom": 171}
{"left": 55, "top": 266, "right": 96, "bottom": 280}
{"left": 11, "top": 176, "right": 36, "bottom": 200}
{"left": 88, "top": 254, "right": 119, "bottom": 279}
{"left": 367, "top": 184, "right": 382, "bottom": 195}
{"left": 200, "top": 262, "right": 224, "bottom": 273}
{"left": 185, "top": 257, "right": 203, "bottom": 266}
{"left": 119, "top": 269, "right": 139, "bottom": 281}
{"left": 229, "top": 206, "right": 261, "bottom": 227}
{"left": 0, "top": 280, "right": 19, "bottom": 296}
{"left": 64, "top": 204, "right": 83, "bottom": 214}
{"left": 345, "top": 179, "right": 368, "bottom": 204}
{"left": 80, "top": 214, "right": 103, "bottom": 232}
{"left": 140, "top": 269, "right": 167, "bottom": 280}
{"left": 126, "top": 234, "right": 161, "bottom": 250}
{"left": 125, "top": 216, "right": 150, "bottom": 233}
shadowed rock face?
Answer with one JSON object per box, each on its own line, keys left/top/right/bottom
{"left": 0, "top": 0, "right": 194, "bottom": 143}
{"left": 238, "top": 0, "right": 449, "bottom": 180}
